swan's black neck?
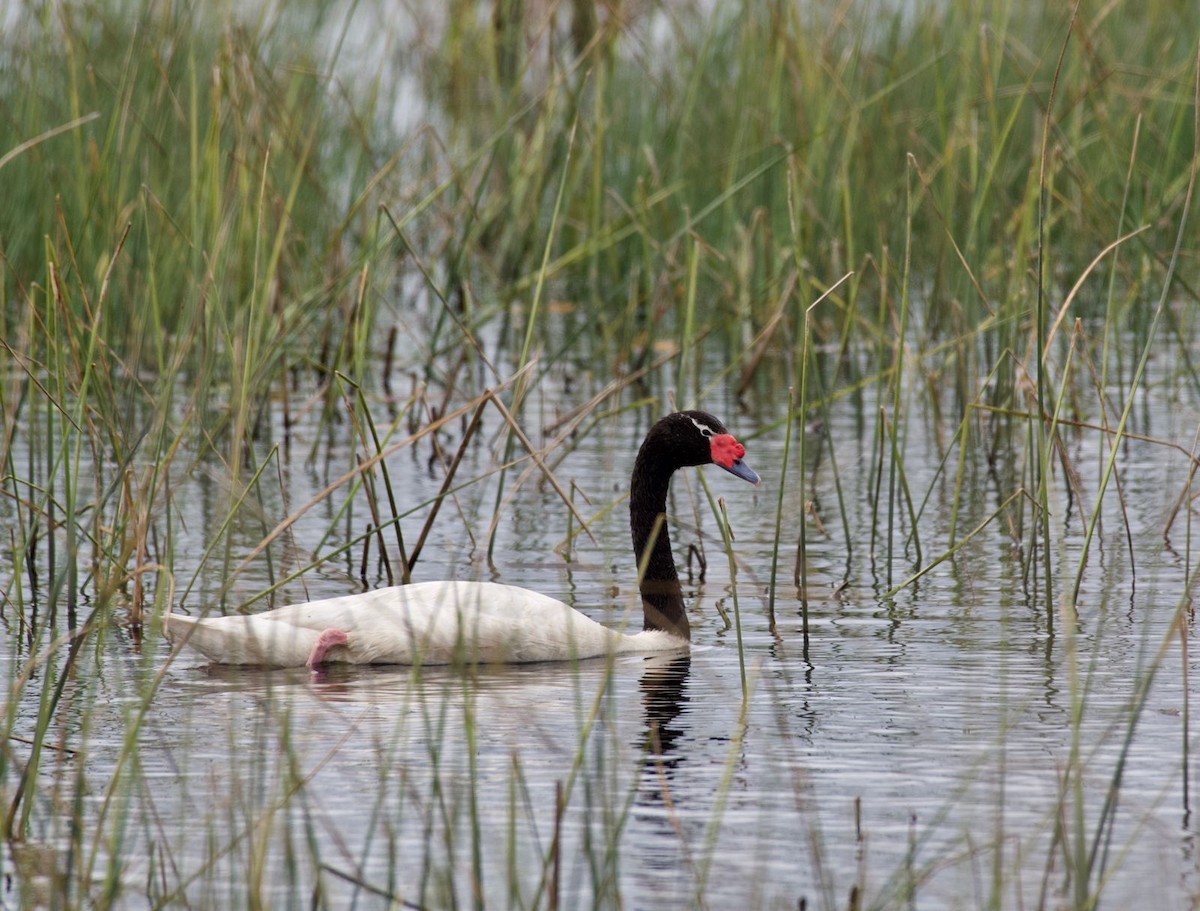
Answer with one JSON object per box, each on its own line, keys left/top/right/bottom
{"left": 630, "top": 453, "right": 689, "bottom": 639}
{"left": 630, "top": 415, "right": 716, "bottom": 640}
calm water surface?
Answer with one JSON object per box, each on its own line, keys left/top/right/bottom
{"left": 3, "top": 347, "right": 1199, "bottom": 910}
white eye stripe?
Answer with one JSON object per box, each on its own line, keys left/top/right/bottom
{"left": 687, "top": 415, "right": 716, "bottom": 437}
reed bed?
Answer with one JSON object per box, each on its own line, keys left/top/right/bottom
{"left": 1, "top": 0, "right": 1199, "bottom": 907}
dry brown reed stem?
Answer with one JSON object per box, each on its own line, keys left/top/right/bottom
{"left": 482, "top": 393, "right": 600, "bottom": 550}
{"left": 540, "top": 346, "right": 682, "bottom": 436}
{"left": 407, "top": 398, "right": 488, "bottom": 568}
{"left": 385, "top": 211, "right": 499, "bottom": 378}
{"left": 550, "top": 780, "right": 563, "bottom": 911}
{"left": 224, "top": 366, "right": 597, "bottom": 592}
{"left": 1042, "top": 225, "right": 1152, "bottom": 358}
{"left": 223, "top": 373, "right": 529, "bottom": 586}
{"left": 972, "top": 403, "right": 1200, "bottom": 473}
{"left": 357, "top": 453, "right": 393, "bottom": 584}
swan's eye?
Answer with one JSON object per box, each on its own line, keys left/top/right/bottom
{"left": 687, "top": 415, "right": 716, "bottom": 438}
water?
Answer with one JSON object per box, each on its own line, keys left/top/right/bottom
{"left": 3, "top": 336, "right": 1199, "bottom": 910}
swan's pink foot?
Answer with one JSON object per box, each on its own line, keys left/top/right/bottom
{"left": 307, "top": 628, "right": 349, "bottom": 667}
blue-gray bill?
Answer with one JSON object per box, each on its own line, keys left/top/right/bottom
{"left": 722, "top": 458, "right": 761, "bottom": 487}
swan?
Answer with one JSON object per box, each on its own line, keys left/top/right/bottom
{"left": 163, "top": 410, "right": 760, "bottom": 667}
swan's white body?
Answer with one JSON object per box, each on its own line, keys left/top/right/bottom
{"left": 165, "top": 581, "right": 686, "bottom": 667}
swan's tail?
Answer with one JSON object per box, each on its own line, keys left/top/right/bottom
{"left": 164, "top": 613, "right": 317, "bottom": 667}
{"left": 163, "top": 612, "right": 240, "bottom": 664}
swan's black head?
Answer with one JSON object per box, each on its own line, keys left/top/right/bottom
{"left": 641, "top": 410, "right": 761, "bottom": 485}
{"left": 631, "top": 410, "right": 759, "bottom": 639}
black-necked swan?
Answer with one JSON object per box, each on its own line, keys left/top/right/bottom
{"left": 163, "top": 410, "right": 760, "bottom": 667}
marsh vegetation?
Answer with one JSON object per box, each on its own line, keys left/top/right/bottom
{"left": 2, "top": 0, "right": 1200, "bottom": 907}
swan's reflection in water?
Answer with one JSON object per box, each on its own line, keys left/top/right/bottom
{"left": 629, "top": 654, "right": 701, "bottom": 900}
{"left": 639, "top": 654, "right": 691, "bottom": 766}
